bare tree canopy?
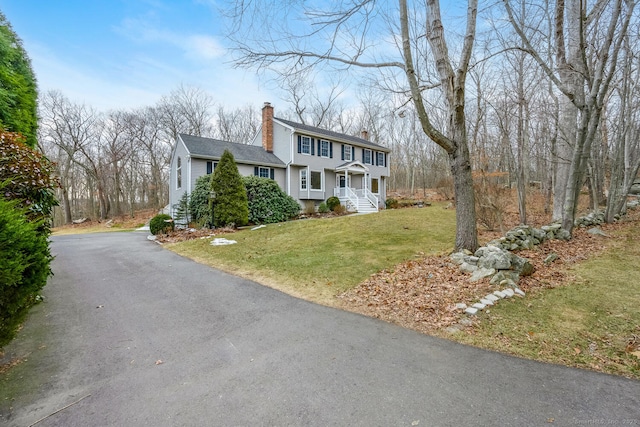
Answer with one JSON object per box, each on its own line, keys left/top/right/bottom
{"left": 227, "top": 0, "right": 480, "bottom": 251}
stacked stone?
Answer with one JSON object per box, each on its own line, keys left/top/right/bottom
{"left": 485, "top": 224, "right": 570, "bottom": 253}
{"left": 574, "top": 211, "right": 605, "bottom": 228}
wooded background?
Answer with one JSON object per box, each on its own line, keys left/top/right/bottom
{"left": 37, "top": 1, "right": 640, "bottom": 236}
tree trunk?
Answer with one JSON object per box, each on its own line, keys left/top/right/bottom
{"left": 449, "top": 136, "right": 478, "bottom": 251}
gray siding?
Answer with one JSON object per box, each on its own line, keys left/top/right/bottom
{"left": 169, "top": 140, "right": 190, "bottom": 217}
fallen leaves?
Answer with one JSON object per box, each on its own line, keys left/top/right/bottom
{"left": 338, "top": 209, "right": 638, "bottom": 338}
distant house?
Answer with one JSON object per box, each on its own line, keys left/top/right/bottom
{"left": 168, "top": 102, "right": 391, "bottom": 217}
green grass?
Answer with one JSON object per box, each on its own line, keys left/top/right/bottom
{"left": 452, "top": 228, "right": 640, "bottom": 379}
{"left": 168, "top": 205, "right": 456, "bottom": 304}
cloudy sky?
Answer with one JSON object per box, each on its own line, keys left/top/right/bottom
{"left": 0, "top": 0, "right": 276, "bottom": 111}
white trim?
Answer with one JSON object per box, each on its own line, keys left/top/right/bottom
{"left": 187, "top": 155, "right": 192, "bottom": 193}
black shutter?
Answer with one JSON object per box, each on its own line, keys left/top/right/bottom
{"left": 254, "top": 166, "right": 259, "bottom": 176}
{"left": 375, "top": 152, "right": 379, "bottom": 166}
{"left": 352, "top": 146, "right": 355, "bottom": 160}
{"left": 330, "top": 142, "right": 333, "bottom": 158}
{"left": 317, "top": 140, "right": 321, "bottom": 156}
{"left": 341, "top": 145, "right": 345, "bottom": 160}
{"left": 270, "top": 168, "right": 274, "bottom": 180}
{"left": 311, "top": 138, "right": 315, "bottom": 155}
{"left": 362, "top": 148, "right": 365, "bottom": 163}
{"left": 298, "top": 135, "right": 302, "bottom": 153}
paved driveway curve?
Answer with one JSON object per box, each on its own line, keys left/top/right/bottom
{"left": 1, "top": 232, "right": 639, "bottom": 426}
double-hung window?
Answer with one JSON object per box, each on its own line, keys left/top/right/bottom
{"left": 300, "top": 136, "right": 311, "bottom": 154}
{"left": 363, "top": 149, "right": 372, "bottom": 165}
{"left": 320, "top": 140, "right": 330, "bottom": 158}
{"left": 343, "top": 144, "right": 352, "bottom": 161}
{"left": 376, "top": 152, "right": 385, "bottom": 166}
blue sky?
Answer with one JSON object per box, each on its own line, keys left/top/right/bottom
{"left": 0, "top": 0, "right": 275, "bottom": 111}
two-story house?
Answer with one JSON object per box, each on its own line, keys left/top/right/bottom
{"left": 168, "top": 102, "right": 390, "bottom": 217}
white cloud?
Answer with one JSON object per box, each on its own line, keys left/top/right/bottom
{"left": 115, "top": 17, "right": 224, "bottom": 62}
{"left": 184, "top": 34, "right": 225, "bottom": 61}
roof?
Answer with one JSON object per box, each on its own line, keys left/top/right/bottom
{"left": 179, "top": 134, "right": 285, "bottom": 167}
{"left": 274, "top": 117, "right": 391, "bottom": 152}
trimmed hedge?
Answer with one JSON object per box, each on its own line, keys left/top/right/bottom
{"left": 243, "top": 176, "right": 300, "bottom": 224}
{"left": 0, "top": 197, "right": 51, "bottom": 348}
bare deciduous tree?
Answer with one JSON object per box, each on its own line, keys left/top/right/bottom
{"left": 228, "top": 0, "right": 480, "bottom": 251}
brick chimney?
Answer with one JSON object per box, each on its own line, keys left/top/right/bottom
{"left": 361, "top": 129, "right": 369, "bottom": 141}
{"left": 262, "top": 102, "right": 274, "bottom": 153}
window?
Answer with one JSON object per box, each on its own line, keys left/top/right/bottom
{"left": 177, "top": 157, "right": 182, "bottom": 189}
{"left": 300, "top": 169, "right": 308, "bottom": 190}
{"left": 320, "top": 140, "right": 330, "bottom": 158}
{"left": 376, "top": 152, "right": 385, "bottom": 166}
{"left": 371, "top": 178, "right": 379, "bottom": 194}
{"left": 300, "top": 136, "right": 311, "bottom": 154}
{"left": 254, "top": 166, "right": 274, "bottom": 179}
{"left": 363, "top": 149, "right": 372, "bottom": 165}
{"left": 206, "top": 161, "right": 214, "bottom": 175}
{"left": 342, "top": 144, "right": 352, "bottom": 161}
{"left": 258, "top": 167, "right": 270, "bottom": 178}
{"left": 310, "top": 171, "right": 322, "bottom": 190}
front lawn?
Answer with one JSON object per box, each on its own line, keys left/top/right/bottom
{"left": 167, "top": 205, "right": 456, "bottom": 304}
{"left": 452, "top": 220, "right": 640, "bottom": 379}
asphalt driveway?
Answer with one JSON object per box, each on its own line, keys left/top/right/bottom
{"left": 1, "top": 232, "right": 638, "bottom": 426}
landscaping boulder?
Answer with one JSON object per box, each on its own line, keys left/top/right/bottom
{"left": 510, "top": 253, "right": 535, "bottom": 276}
{"left": 470, "top": 267, "right": 495, "bottom": 282}
{"left": 477, "top": 247, "right": 512, "bottom": 270}
{"left": 490, "top": 271, "right": 520, "bottom": 286}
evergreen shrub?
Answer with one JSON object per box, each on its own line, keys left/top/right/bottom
{"left": 189, "top": 175, "right": 213, "bottom": 227}
{"left": 326, "top": 196, "right": 341, "bottom": 212}
{"left": 243, "top": 176, "right": 300, "bottom": 224}
{"left": 385, "top": 198, "right": 398, "bottom": 209}
{"left": 318, "top": 202, "right": 330, "bottom": 213}
{"left": 0, "top": 197, "right": 51, "bottom": 348}
{"left": 150, "top": 213, "right": 174, "bottom": 235}
{"left": 211, "top": 150, "right": 248, "bottom": 227}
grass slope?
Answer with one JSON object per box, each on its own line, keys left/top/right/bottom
{"left": 454, "top": 225, "right": 640, "bottom": 379}
{"left": 168, "top": 205, "right": 456, "bottom": 304}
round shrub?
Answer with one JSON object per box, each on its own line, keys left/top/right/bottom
{"left": 150, "top": 214, "right": 174, "bottom": 235}
{"left": 385, "top": 198, "right": 398, "bottom": 209}
{"left": 243, "top": 176, "right": 301, "bottom": 224}
{"left": 326, "top": 196, "right": 341, "bottom": 212}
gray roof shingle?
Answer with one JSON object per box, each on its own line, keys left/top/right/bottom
{"left": 274, "top": 118, "right": 390, "bottom": 152}
{"left": 179, "top": 134, "right": 285, "bottom": 167}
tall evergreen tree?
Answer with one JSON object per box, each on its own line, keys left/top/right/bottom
{"left": 210, "top": 149, "right": 248, "bottom": 227}
{"left": 0, "top": 12, "right": 38, "bottom": 148}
